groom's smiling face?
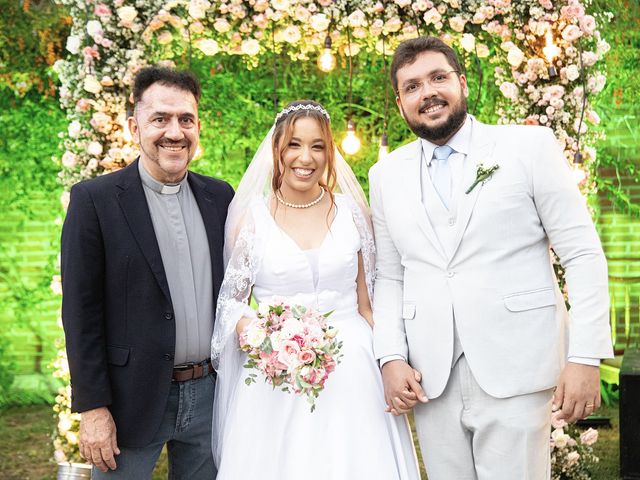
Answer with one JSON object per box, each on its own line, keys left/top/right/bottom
{"left": 395, "top": 50, "right": 469, "bottom": 145}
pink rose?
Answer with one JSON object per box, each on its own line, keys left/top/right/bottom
{"left": 94, "top": 4, "right": 111, "bottom": 16}
{"left": 551, "top": 411, "right": 567, "bottom": 429}
{"left": 277, "top": 340, "right": 300, "bottom": 368}
{"left": 580, "top": 427, "right": 598, "bottom": 446}
{"left": 297, "top": 350, "right": 316, "bottom": 365}
{"left": 580, "top": 15, "right": 596, "bottom": 35}
{"left": 566, "top": 450, "right": 580, "bottom": 466}
{"left": 524, "top": 116, "right": 539, "bottom": 126}
{"left": 562, "top": 25, "right": 582, "bottom": 42}
{"left": 76, "top": 98, "right": 92, "bottom": 112}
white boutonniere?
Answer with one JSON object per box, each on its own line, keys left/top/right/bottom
{"left": 466, "top": 163, "right": 500, "bottom": 194}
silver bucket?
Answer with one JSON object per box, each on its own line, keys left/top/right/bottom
{"left": 57, "top": 463, "right": 92, "bottom": 479}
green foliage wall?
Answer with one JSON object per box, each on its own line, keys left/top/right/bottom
{"left": 591, "top": 0, "right": 640, "bottom": 352}
{"left": 0, "top": 94, "right": 65, "bottom": 405}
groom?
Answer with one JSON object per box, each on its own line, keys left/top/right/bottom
{"left": 370, "top": 36, "right": 613, "bottom": 479}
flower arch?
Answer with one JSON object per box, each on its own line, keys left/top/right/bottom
{"left": 52, "top": 0, "right": 609, "bottom": 465}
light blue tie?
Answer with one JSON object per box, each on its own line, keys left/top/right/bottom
{"left": 431, "top": 145, "right": 454, "bottom": 209}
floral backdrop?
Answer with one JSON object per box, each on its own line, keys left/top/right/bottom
{"left": 51, "top": 0, "right": 610, "bottom": 476}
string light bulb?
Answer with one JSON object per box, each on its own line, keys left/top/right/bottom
{"left": 341, "top": 120, "right": 361, "bottom": 155}
{"left": 378, "top": 134, "right": 389, "bottom": 160}
{"left": 542, "top": 30, "right": 560, "bottom": 78}
{"left": 317, "top": 36, "right": 336, "bottom": 72}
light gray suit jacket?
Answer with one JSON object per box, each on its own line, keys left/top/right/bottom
{"left": 369, "top": 120, "right": 613, "bottom": 399}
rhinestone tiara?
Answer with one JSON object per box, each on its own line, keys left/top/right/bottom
{"left": 275, "top": 104, "right": 331, "bottom": 123}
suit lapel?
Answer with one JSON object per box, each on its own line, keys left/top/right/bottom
{"left": 402, "top": 140, "right": 448, "bottom": 262}
{"left": 116, "top": 160, "right": 172, "bottom": 303}
{"left": 449, "top": 121, "right": 496, "bottom": 260}
{"left": 188, "top": 173, "right": 224, "bottom": 300}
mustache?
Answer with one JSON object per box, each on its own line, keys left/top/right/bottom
{"left": 419, "top": 98, "right": 447, "bottom": 113}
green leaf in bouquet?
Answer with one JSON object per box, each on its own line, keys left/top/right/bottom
{"left": 323, "top": 310, "right": 335, "bottom": 318}
{"left": 272, "top": 305, "right": 285, "bottom": 316}
{"left": 291, "top": 304, "right": 307, "bottom": 318}
{"left": 260, "top": 336, "right": 273, "bottom": 354}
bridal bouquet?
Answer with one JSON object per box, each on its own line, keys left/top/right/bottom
{"left": 239, "top": 299, "right": 342, "bottom": 411}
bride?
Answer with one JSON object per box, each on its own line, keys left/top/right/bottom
{"left": 211, "top": 100, "right": 420, "bottom": 479}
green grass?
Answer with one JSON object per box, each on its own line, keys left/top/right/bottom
{"left": 0, "top": 404, "right": 620, "bottom": 479}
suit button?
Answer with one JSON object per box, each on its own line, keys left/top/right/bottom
{"left": 164, "top": 312, "right": 173, "bottom": 320}
{"left": 447, "top": 271, "right": 455, "bottom": 278}
{"left": 164, "top": 353, "right": 174, "bottom": 361}
{"left": 448, "top": 217, "right": 455, "bottom": 226}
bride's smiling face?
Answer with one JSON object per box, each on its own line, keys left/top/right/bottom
{"left": 279, "top": 117, "right": 327, "bottom": 196}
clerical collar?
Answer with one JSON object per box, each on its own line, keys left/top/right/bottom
{"left": 138, "top": 160, "right": 188, "bottom": 195}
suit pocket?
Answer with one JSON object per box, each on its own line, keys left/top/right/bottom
{"left": 402, "top": 302, "right": 416, "bottom": 320}
{"left": 106, "top": 345, "right": 130, "bottom": 366}
{"left": 503, "top": 287, "right": 556, "bottom": 312}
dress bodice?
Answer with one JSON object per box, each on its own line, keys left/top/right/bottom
{"left": 252, "top": 195, "right": 362, "bottom": 319}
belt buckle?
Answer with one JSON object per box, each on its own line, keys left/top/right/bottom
{"left": 174, "top": 361, "right": 195, "bottom": 371}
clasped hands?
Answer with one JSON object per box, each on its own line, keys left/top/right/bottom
{"left": 381, "top": 360, "right": 429, "bottom": 415}
{"left": 382, "top": 360, "right": 601, "bottom": 422}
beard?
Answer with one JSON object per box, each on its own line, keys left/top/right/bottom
{"left": 402, "top": 95, "right": 468, "bottom": 144}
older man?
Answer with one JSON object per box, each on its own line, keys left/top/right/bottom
{"left": 61, "top": 67, "right": 233, "bottom": 478}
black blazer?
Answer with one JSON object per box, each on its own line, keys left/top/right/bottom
{"left": 61, "top": 160, "right": 233, "bottom": 447}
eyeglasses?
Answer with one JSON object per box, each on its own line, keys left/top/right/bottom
{"left": 398, "top": 70, "right": 460, "bottom": 97}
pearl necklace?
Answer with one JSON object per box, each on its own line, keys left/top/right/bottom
{"left": 275, "top": 188, "right": 325, "bottom": 209}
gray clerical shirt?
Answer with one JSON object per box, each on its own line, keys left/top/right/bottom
{"left": 138, "top": 161, "right": 213, "bottom": 365}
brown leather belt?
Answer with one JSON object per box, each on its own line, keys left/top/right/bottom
{"left": 172, "top": 360, "right": 214, "bottom": 382}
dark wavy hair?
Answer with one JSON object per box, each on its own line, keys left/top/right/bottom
{"left": 390, "top": 36, "right": 464, "bottom": 93}
{"left": 132, "top": 67, "right": 201, "bottom": 111}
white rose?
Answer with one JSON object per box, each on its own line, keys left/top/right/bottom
{"left": 423, "top": 8, "right": 442, "bottom": 25}
{"left": 246, "top": 326, "right": 267, "bottom": 348}
{"left": 348, "top": 9, "right": 366, "bottom": 28}
{"left": 213, "top": 18, "right": 231, "bottom": 33}
{"left": 310, "top": 13, "right": 330, "bottom": 32}
{"left": 241, "top": 38, "right": 260, "bottom": 56}
{"left": 117, "top": 6, "right": 138, "bottom": 23}
{"left": 565, "top": 64, "right": 580, "bottom": 81}
{"left": 460, "top": 33, "right": 475, "bottom": 52}
{"left": 448, "top": 16, "right": 466, "bottom": 33}
{"left": 65, "top": 35, "right": 81, "bottom": 54}
{"left": 507, "top": 46, "right": 525, "bottom": 68}
{"left": 282, "top": 25, "right": 301, "bottom": 44}
{"left": 68, "top": 120, "right": 82, "bottom": 138}
{"left": 476, "top": 44, "right": 490, "bottom": 58}
{"left": 62, "top": 151, "right": 77, "bottom": 168}
{"left": 87, "top": 141, "right": 103, "bottom": 157}
{"left": 83, "top": 75, "right": 103, "bottom": 94}
{"left": 196, "top": 38, "right": 219, "bottom": 56}
{"left": 272, "top": 0, "right": 289, "bottom": 11}
{"left": 188, "top": 0, "right": 210, "bottom": 19}
{"left": 86, "top": 20, "right": 103, "bottom": 39}
{"left": 499, "top": 82, "right": 519, "bottom": 100}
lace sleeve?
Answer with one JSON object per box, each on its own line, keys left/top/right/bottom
{"left": 211, "top": 211, "right": 259, "bottom": 366}
{"left": 343, "top": 195, "right": 376, "bottom": 302}
{"left": 211, "top": 205, "right": 264, "bottom": 466}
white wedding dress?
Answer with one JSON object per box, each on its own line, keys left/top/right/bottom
{"left": 214, "top": 194, "right": 420, "bottom": 480}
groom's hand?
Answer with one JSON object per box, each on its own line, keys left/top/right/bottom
{"left": 381, "top": 360, "right": 428, "bottom": 415}
{"left": 552, "top": 363, "right": 601, "bottom": 424}
{"left": 79, "top": 407, "right": 120, "bottom": 472}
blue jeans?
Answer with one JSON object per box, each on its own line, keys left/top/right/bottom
{"left": 92, "top": 373, "right": 216, "bottom": 479}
